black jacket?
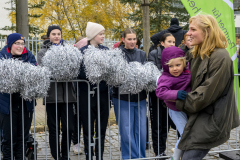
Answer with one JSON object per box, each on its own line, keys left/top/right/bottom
{"left": 37, "top": 39, "right": 77, "bottom": 104}
{"left": 148, "top": 46, "right": 163, "bottom": 70}
{"left": 112, "top": 45, "right": 147, "bottom": 102}
{"left": 151, "top": 25, "right": 188, "bottom": 47}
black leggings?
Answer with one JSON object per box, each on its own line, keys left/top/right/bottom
{"left": 46, "top": 103, "right": 74, "bottom": 159}
{"left": 0, "top": 106, "right": 33, "bottom": 160}
{"left": 149, "top": 91, "right": 177, "bottom": 155}
{"left": 79, "top": 90, "right": 109, "bottom": 160}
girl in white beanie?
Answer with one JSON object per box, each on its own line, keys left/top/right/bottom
{"left": 78, "top": 22, "right": 109, "bottom": 160}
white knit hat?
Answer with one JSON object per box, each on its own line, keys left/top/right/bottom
{"left": 86, "top": 22, "right": 105, "bottom": 41}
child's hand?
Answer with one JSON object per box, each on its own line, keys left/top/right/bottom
{"left": 177, "top": 90, "right": 187, "bottom": 100}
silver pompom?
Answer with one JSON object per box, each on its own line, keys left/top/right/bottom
{"left": 143, "top": 62, "right": 162, "bottom": 92}
{"left": 42, "top": 44, "right": 83, "bottom": 81}
{"left": 83, "top": 46, "right": 162, "bottom": 93}
{"left": 20, "top": 65, "right": 51, "bottom": 100}
{"left": 119, "top": 62, "right": 146, "bottom": 94}
{"left": 105, "top": 48, "right": 128, "bottom": 86}
{"left": 84, "top": 47, "right": 128, "bottom": 85}
{"left": 0, "top": 58, "right": 51, "bottom": 100}
{"left": 83, "top": 46, "right": 108, "bottom": 84}
{"left": 0, "top": 59, "right": 22, "bottom": 93}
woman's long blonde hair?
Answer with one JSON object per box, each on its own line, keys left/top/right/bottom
{"left": 190, "top": 14, "right": 228, "bottom": 59}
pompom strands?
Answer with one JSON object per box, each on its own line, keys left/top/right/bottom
{"left": 0, "top": 58, "right": 51, "bottom": 100}
{"left": 83, "top": 46, "right": 128, "bottom": 85}
{"left": 0, "top": 45, "right": 161, "bottom": 100}
{"left": 42, "top": 44, "right": 83, "bottom": 81}
{"left": 143, "top": 62, "right": 162, "bottom": 92}
{"left": 0, "top": 59, "right": 22, "bottom": 94}
{"left": 20, "top": 66, "right": 51, "bottom": 100}
{"left": 83, "top": 47, "right": 162, "bottom": 94}
{"left": 83, "top": 46, "right": 108, "bottom": 84}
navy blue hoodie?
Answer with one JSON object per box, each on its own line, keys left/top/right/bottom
{"left": 0, "top": 45, "right": 37, "bottom": 115}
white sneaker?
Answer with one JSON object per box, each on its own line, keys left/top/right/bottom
{"left": 72, "top": 143, "right": 83, "bottom": 155}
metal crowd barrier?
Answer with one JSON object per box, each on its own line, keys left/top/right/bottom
{"left": 0, "top": 76, "right": 240, "bottom": 160}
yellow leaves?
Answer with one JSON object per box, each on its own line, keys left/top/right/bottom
{"left": 6, "top": 0, "right": 134, "bottom": 39}
{"left": 25, "top": 0, "right": 133, "bottom": 39}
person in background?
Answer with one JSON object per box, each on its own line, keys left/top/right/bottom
{"left": 112, "top": 32, "right": 124, "bottom": 49}
{"left": 75, "top": 37, "right": 87, "bottom": 50}
{"left": 78, "top": 22, "right": 109, "bottom": 160}
{"left": 112, "top": 28, "right": 147, "bottom": 159}
{"left": 41, "top": 35, "right": 49, "bottom": 41}
{"left": 179, "top": 34, "right": 193, "bottom": 54}
{"left": 71, "top": 36, "right": 88, "bottom": 155}
{"left": 149, "top": 18, "right": 188, "bottom": 53}
{"left": 37, "top": 25, "right": 76, "bottom": 160}
{"left": 148, "top": 33, "right": 177, "bottom": 159}
{"left": 136, "top": 38, "right": 142, "bottom": 49}
{"left": 0, "top": 33, "right": 36, "bottom": 160}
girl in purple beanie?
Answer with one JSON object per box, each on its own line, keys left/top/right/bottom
{"left": 156, "top": 46, "right": 191, "bottom": 160}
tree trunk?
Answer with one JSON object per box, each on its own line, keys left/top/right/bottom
{"left": 142, "top": 0, "right": 150, "bottom": 57}
{"left": 16, "top": 0, "right": 29, "bottom": 40}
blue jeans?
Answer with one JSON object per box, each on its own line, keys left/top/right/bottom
{"left": 113, "top": 98, "right": 147, "bottom": 159}
{"left": 169, "top": 109, "right": 188, "bottom": 149}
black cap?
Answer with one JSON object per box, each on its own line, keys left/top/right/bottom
{"left": 170, "top": 18, "right": 179, "bottom": 26}
{"left": 47, "top": 25, "right": 62, "bottom": 38}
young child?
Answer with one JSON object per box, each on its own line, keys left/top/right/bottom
{"left": 148, "top": 33, "right": 177, "bottom": 158}
{"left": 156, "top": 46, "right": 191, "bottom": 160}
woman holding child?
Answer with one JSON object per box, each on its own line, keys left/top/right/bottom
{"left": 175, "top": 14, "right": 239, "bottom": 159}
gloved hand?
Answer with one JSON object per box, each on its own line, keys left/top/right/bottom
{"left": 177, "top": 90, "right": 187, "bottom": 100}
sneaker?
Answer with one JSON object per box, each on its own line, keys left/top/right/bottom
{"left": 156, "top": 152, "right": 167, "bottom": 157}
{"left": 72, "top": 143, "right": 83, "bottom": 155}
{"left": 156, "top": 152, "right": 167, "bottom": 160}
{"left": 156, "top": 152, "right": 168, "bottom": 160}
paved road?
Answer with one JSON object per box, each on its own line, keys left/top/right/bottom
{"left": 27, "top": 99, "right": 240, "bottom": 159}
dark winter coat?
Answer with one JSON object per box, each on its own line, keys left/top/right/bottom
{"left": 151, "top": 25, "right": 188, "bottom": 47}
{"left": 112, "top": 45, "right": 147, "bottom": 102}
{"left": 78, "top": 44, "right": 109, "bottom": 92}
{"left": 0, "top": 46, "right": 37, "bottom": 115}
{"left": 176, "top": 48, "right": 240, "bottom": 150}
{"left": 148, "top": 46, "right": 163, "bottom": 70}
{"left": 37, "top": 39, "right": 77, "bottom": 104}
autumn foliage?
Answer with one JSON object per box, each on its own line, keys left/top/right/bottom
{"left": 9, "top": 0, "right": 133, "bottom": 39}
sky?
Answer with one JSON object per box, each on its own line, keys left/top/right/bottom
{"left": 0, "top": 0, "right": 13, "bottom": 36}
